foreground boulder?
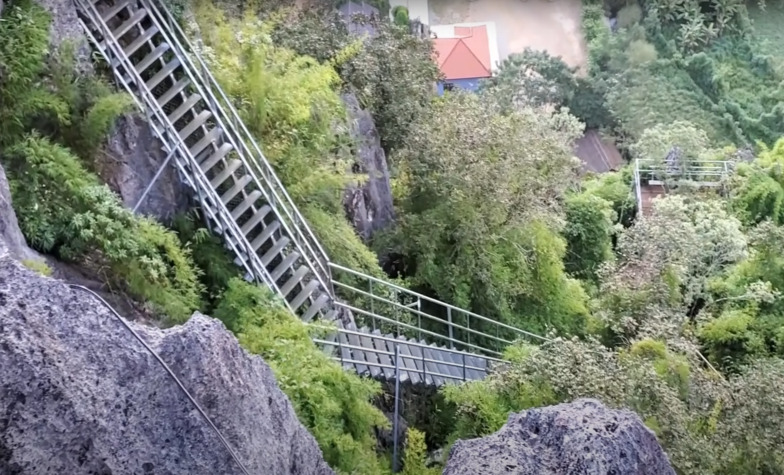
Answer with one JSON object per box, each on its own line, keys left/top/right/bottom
{"left": 444, "top": 398, "right": 675, "bottom": 475}
{"left": 0, "top": 243, "right": 333, "bottom": 475}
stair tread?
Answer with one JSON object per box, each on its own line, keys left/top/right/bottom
{"left": 158, "top": 77, "right": 191, "bottom": 109}
{"left": 396, "top": 336, "right": 421, "bottom": 385}
{"left": 101, "top": 0, "right": 131, "bottom": 22}
{"left": 261, "top": 237, "right": 290, "bottom": 267}
{"left": 230, "top": 190, "right": 262, "bottom": 220}
{"left": 178, "top": 110, "right": 213, "bottom": 141}
{"left": 135, "top": 42, "right": 170, "bottom": 75}
{"left": 290, "top": 280, "right": 319, "bottom": 311}
{"left": 280, "top": 265, "right": 309, "bottom": 298}
{"left": 242, "top": 205, "right": 272, "bottom": 236}
{"left": 145, "top": 58, "right": 180, "bottom": 91}
{"left": 302, "top": 292, "right": 329, "bottom": 322}
{"left": 209, "top": 160, "right": 242, "bottom": 189}
{"left": 250, "top": 220, "right": 279, "bottom": 252}
{"left": 167, "top": 93, "right": 202, "bottom": 124}
{"left": 344, "top": 327, "right": 369, "bottom": 376}
{"left": 371, "top": 330, "right": 396, "bottom": 380}
{"left": 200, "top": 143, "right": 233, "bottom": 173}
{"left": 271, "top": 251, "right": 299, "bottom": 282}
{"left": 112, "top": 8, "right": 147, "bottom": 40}
{"left": 358, "top": 328, "right": 381, "bottom": 379}
{"left": 220, "top": 175, "right": 251, "bottom": 204}
{"left": 123, "top": 25, "right": 159, "bottom": 57}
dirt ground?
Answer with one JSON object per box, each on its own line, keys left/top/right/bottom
{"left": 429, "top": 0, "right": 588, "bottom": 72}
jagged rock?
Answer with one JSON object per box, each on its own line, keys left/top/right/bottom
{"left": 99, "top": 113, "right": 191, "bottom": 222}
{"left": 341, "top": 93, "right": 395, "bottom": 241}
{"left": 33, "top": 0, "right": 91, "bottom": 69}
{"left": 0, "top": 252, "right": 334, "bottom": 475}
{"left": 0, "top": 164, "right": 38, "bottom": 262}
{"left": 443, "top": 398, "right": 676, "bottom": 475}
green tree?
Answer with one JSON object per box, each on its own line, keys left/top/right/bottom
{"left": 562, "top": 192, "right": 615, "bottom": 282}
{"left": 386, "top": 92, "right": 588, "bottom": 335}
{"left": 732, "top": 138, "right": 784, "bottom": 225}
{"left": 481, "top": 48, "right": 578, "bottom": 112}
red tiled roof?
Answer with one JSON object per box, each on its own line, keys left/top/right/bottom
{"left": 433, "top": 25, "right": 491, "bottom": 80}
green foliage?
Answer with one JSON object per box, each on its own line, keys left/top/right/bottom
{"left": 388, "top": 92, "right": 587, "bottom": 336}
{"left": 190, "top": 3, "right": 393, "bottom": 323}
{"left": 76, "top": 92, "right": 135, "bottom": 154}
{"left": 481, "top": 48, "right": 578, "bottom": 112}
{"left": 273, "top": 6, "right": 440, "bottom": 154}
{"left": 699, "top": 309, "right": 762, "bottom": 370}
{"left": 214, "top": 279, "right": 390, "bottom": 474}
{"left": 21, "top": 258, "right": 52, "bottom": 276}
{"left": 392, "top": 5, "right": 409, "bottom": 27}
{"left": 579, "top": 169, "right": 637, "bottom": 227}
{"left": 171, "top": 210, "right": 242, "bottom": 311}
{"left": 401, "top": 428, "right": 439, "bottom": 475}
{"left": 0, "top": 1, "right": 67, "bottom": 146}
{"left": 444, "top": 337, "right": 784, "bottom": 474}
{"left": 562, "top": 193, "right": 615, "bottom": 282}
{"left": 4, "top": 135, "right": 203, "bottom": 322}
{"left": 732, "top": 138, "right": 784, "bottom": 225}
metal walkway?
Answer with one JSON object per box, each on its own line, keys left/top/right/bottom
{"left": 633, "top": 157, "right": 732, "bottom": 218}
{"left": 75, "top": 0, "right": 548, "bottom": 386}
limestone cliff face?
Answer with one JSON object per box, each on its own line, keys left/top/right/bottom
{"left": 99, "top": 113, "right": 191, "bottom": 222}
{"left": 0, "top": 238, "right": 334, "bottom": 475}
{"left": 443, "top": 398, "right": 676, "bottom": 475}
{"left": 0, "top": 165, "right": 39, "bottom": 263}
{"left": 342, "top": 93, "right": 396, "bottom": 241}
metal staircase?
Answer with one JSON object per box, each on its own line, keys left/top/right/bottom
{"left": 75, "top": 0, "right": 548, "bottom": 387}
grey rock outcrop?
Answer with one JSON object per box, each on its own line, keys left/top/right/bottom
{"left": 443, "top": 398, "right": 675, "bottom": 475}
{"left": 34, "top": 0, "right": 91, "bottom": 69}
{"left": 0, "top": 250, "right": 334, "bottom": 475}
{"left": 100, "top": 113, "right": 191, "bottom": 221}
{"left": 0, "top": 164, "right": 38, "bottom": 262}
{"left": 342, "top": 93, "right": 395, "bottom": 241}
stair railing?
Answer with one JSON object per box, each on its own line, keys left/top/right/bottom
{"left": 75, "top": 0, "right": 292, "bottom": 311}
{"left": 79, "top": 0, "right": 554, "bottom": 362}
{"left": 330, "top": 263, "right": 551, "bottom": 356}
{"left": 142, "top": 0, "right": 333, "bottom": 291}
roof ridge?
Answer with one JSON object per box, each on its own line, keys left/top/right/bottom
{"left": 439, "top": 37, "right": 460, "bottom": 68}
{"left": 461, "top": 34, "right": 491, "bottom": 76}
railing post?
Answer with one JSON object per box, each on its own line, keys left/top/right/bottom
{"left": 462, "top": 352, "right": 466, "bottom": 381}
{"left": 392, "top": 344, "right": 402, "bottom": 473}
{"left": 447, "top": 307, "right": 454, "bottom": 349}
{"left": 421, "top": 347, "right": 427, "bottom": 384}
{"left": 337, "top": 330, "right": 343, "bottom": 368}
{"left": 369, "top": 279, "right": 375, "bottom": 329}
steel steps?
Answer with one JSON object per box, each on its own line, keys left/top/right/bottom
{"left": 76, "top": 0, "right": 500, "bottom": 388}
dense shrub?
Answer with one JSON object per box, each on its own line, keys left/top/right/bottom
{"left": 4, "top": 136, "right": 203, "bottom": 321}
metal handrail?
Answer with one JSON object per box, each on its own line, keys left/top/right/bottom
{"left": 337, "top": 301, "right": 504, "bottom": 356}
{"left": 330, "top": 263, "right": 551, "bottom": 344}
{"left": 332, "top": 280, "right": 519, "bottom": 347}
{"left": 75, "top": 0, "right": 292, "bottom": 311}
{"left": 309, "top": 325, "right": 507, "bottom": 363}
{"left": 143, "top": 0, "right": 332, "bottom": 288}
